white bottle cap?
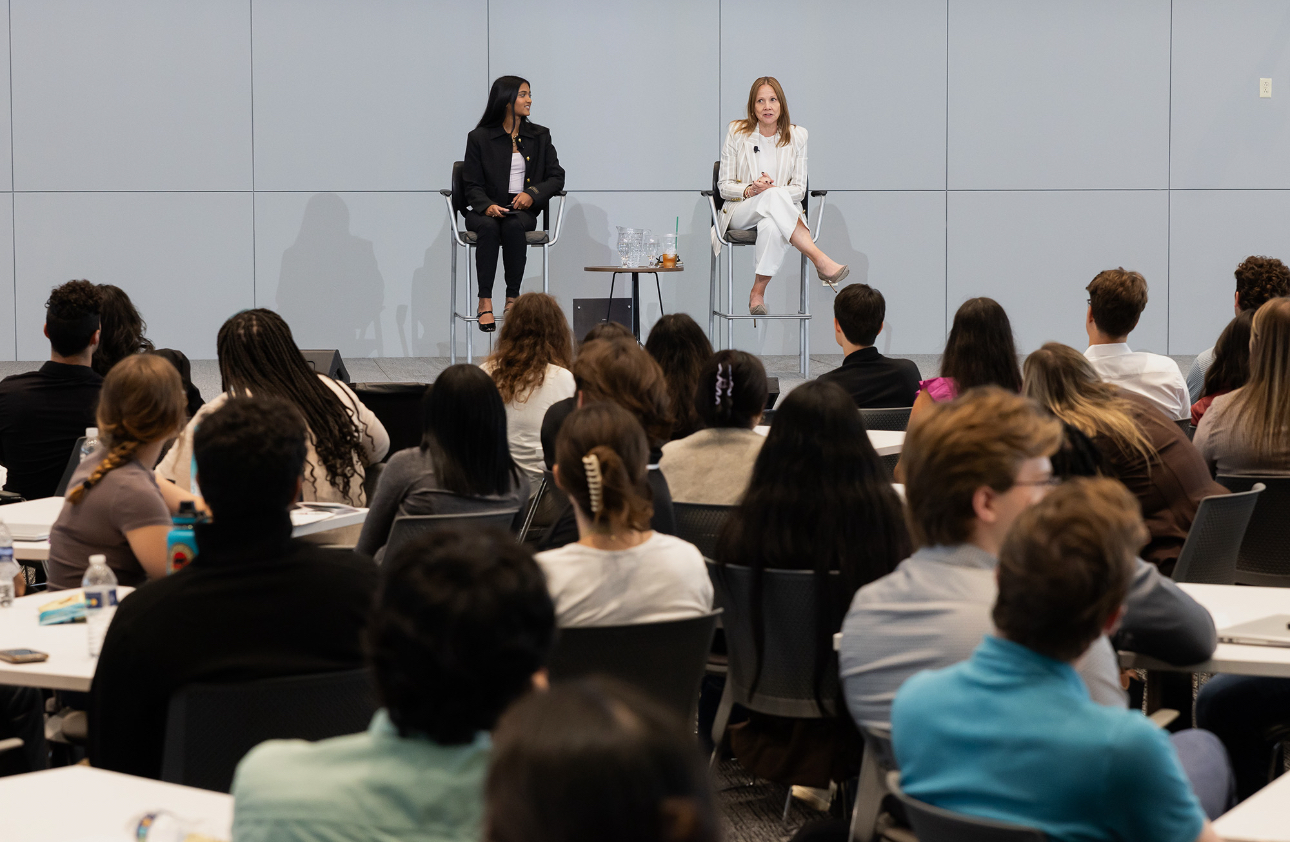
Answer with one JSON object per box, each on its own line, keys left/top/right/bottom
{"left": 86, "top": 427, "right": 98, "bottom": 438}
{"left": 89, "top": 554, "right": 106, "bottom": 565}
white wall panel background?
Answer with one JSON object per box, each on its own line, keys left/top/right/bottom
{"left": 0, "top": 1, "right": 1284, "bottom": 361}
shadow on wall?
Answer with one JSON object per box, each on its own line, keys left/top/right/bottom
{"left": 548, "top": 199, "right": 616, "bottom": 330}
{"left": 410, "top": 213, "right": 455, "bottom": 357}
{"left": 814, "top": 203, "right": 878, "bottom": 352}
{"left": 276, "top": 193, "right": 385, "bottom": 356}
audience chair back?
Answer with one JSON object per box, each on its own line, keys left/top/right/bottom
{"left": 516, "top": 473, "right": 549, "bottom": 544}
{"left": 886, "top": 772, "right": 1047, "bottom": 841}
{"left": 1217, "top": 476, "right": 1290, "bottom": 587}
{"left": 519, "top": 471, "right": 565, "bottom": 550}
{"left": 1171, "top": 484, "right": 1263, "bottom": 584}
{"left": 350, "top": 383, "right": 428, "bottom": 460}
{"left": 1174, "top": 418, "right": 1195, "bottom": 440}
{"left": 385, "top": 509, "right": 520, "bottom": 560}
{"left": 161, "top": 669, "right": 377, "bottom": 793}
{"left": 53, "top": 436, "right": 87, "bottom": 498}
{"left": 671, "top": 503, "right": 733, "bottom": 561}
{"left": 858, "top": 407, "right": 912, "bottom": 432}
{"left": 547, "top": 611, "right": 721, "bottom": 723}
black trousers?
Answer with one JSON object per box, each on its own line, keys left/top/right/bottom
{"left": 464, "top": 201, "right": 537, "bottom": 299}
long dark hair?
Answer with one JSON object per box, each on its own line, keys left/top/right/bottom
{"left": 644, "top": 314, "right": 712, "bottom": 440}
{"left": 477, "top": 75, "right": 530, "bottom": 130}
{"left": 216, "top": 309, "right": 370, "bottom": 504}
{"left": 422, "top": 364, "right": 520, "bottom": 497}
{"left": 1201, "top": 309, "right": 1254, "bottom": 399}
{"left": 717, "top": 379, "right": 910, "bottom": 702}
{"left": 92, "top": 284, "right": 154, "bottom": 377}
{"left": 941, "top": 297, "right": 1022, "bottom": 392}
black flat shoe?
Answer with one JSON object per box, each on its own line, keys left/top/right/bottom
{"left": 477, "top": 309, "right": 495, "bottom": 332}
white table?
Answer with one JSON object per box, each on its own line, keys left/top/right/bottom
{"left": 0, "top": 588, "right": 134, "bottom": 691}
{"left": 5, "top": 498, "right": 369, "bottom": 562}
{"left": 1214, "top": 766, "right": 1290, "bottom": 841}
{"left": 1119, "top": 583, "right": 1290, "bottom": 678}
{"left": 754, "top": 426, "right": 905, "bottom": 457}
{"left": 0, "top": 765, "right": 232, "bottom": 842}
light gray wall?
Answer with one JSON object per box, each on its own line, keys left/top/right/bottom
{"left": 2, "top": 1, "right": 1288, "bottom": 361}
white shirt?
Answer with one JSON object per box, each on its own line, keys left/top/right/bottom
{"left": 1084, "top": 343, "right": 1190, "bottom": 421}
{"left": 753, "top": 132, "right": 779, "bottom": 184}
{"left": 507, "top": 152, "right": 525, "bottom": 194}
{"left": 479, "top": 361, "right": 575, "bottom": 487}
{"left": 536, "top": 532, "right": 713, "bottom": 628}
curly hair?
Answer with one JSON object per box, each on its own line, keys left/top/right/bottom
{"left": 92, "top": 284, "right": 154, "bottom": 377}
{"left": 486, "top": 293, "right": 573, "bottom": 403}
{"left": 1234, "top": 255, "right": 1290, "bottom": 312}
{"left": 46, "top": 280, "right": 103, "bottom": 358}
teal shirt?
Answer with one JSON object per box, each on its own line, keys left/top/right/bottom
{"left": 892, "top": 635, "right": 1205, "bottom": 842}
{"left": 231, "top": 710, "right": 490, "bottom": 842}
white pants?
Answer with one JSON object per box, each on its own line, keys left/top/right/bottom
{"left": 726, "top": 186, "right": 804, "bottom": 276}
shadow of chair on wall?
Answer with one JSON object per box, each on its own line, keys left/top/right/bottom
{"left": 815, "top": 203, "right": 884, "bottom": 353}
{"left": 410, "top": 213, "right": 455, "bottom": 357}
{"left": 276, "top": 192, "right": 385, "bottom": 357}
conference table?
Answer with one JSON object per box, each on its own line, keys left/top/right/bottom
{"left": 755, "top": 426, "right": 905, "bottom": 457}
{"left": 0, "top": 765, "right": 232, "bottom": 842}
{"left": 1213, "top": 767, "right": 1290, "bottom": 841}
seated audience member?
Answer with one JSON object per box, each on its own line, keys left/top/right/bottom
{"left": 0, "top": 687, "right": 46, "bottom": 775}
{"left": 90, "top": 396, "right": 378, "bottom": 780}
{"left": 1191, "top": 310, "right": 1252, "bottom": 426}
{"left": 659, "top": 350, "right": 767, "bottom": 505}
{"left": 645, "top": 313, "right": 713, "bottom": 440}
{"left": 1083, "top": 267, "right": 1189, "bottom": 421}
{"left": 894, "top": 297, "right": 1021, "bottom": 481}
{"left": 816, "top": 283, "right": 920, "bottom": 408}
{"left": 47, "top": 355, "right": 200, "bottom": 589}
{"left": 233, "top": 528, "right": 555, "bottom": 842}
{"left": 481, "top": 292, "right": 575, "bottom": 487}
{"left": 1196, "top": 671, "right": 1290, "bottom": 801}
{"left": 357, "top": 365, "right": 529, "bottom": 562}
{"left": 485, "top": 678, "right": 719, "bottom": 842}
{"left": 0, "top": 280, "right": 103, "bottom": 501}
{"left": 840, "top": 388, "right": 1216, "bottom": 735}
{"left": 93, "top": 283, "right": 203, "bottom": 417}
{"left": 893, "top": 477, "right": 1233, "bottom": 836}
{"left": 1195, "top": 297, "right": 1290, "bottom": 476}
{"left": 717, "top": 379, "right": 911, "bottom": 789}
{"left": 539, "top": 335, "right": 678, "bottom": 548}
{"left": 1186, "top": 254, "right": 1290, "bottom": 402}
{"left": 538, "top": 402, "right": 710, "bottom": 627}
{"left": 1024, "top": 343, "right": 1225, "bottom": 575}
{"left": 158, "top": 309, "right": 388, "bottom": 507}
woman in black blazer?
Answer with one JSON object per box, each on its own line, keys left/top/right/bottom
{"left": 462, "top": 75, "right": 565, "bottom": 331}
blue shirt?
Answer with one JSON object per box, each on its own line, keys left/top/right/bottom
{"left": 891, "top": 636, "right": 1205, "bottom": 842}
{"left": 231, "top": 710, "right": 490, "bottom": 842}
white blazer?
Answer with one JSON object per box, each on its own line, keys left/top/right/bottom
{"left": 712, "top": 121, "right": 808, "bottom": 250}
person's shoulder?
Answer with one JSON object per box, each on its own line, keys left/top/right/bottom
{"left": 385, "top": 445, "right": 429, "bottom": 472}
{"left": 233, "top": 732, "right": 366, "bottom": 798}
{"left": 285, "top": 542, "right": 378, "bottom": 582}
{"left": 525, "top": 120, "right": 552, "bottom": 137}
{"left": 891, "top": 660, "right": 963, "bottom": 719}
{"left": 647, "top": 531, "right": 705, "bottom": 559}
{"left": 792, "top": 124, "right": 808, "bottom": 141}
{"left": 546, "top": 364, "right": 575, "bottom": 384}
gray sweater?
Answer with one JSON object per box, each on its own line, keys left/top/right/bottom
{"left": 658, "top": 427, "right": 764, "bottom": 506}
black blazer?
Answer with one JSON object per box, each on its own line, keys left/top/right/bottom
{"left": 463, "top": 120, "right": 565, "bottom": 216}
{"left": 815, "top": 347, "right": 921, "bottom": 409}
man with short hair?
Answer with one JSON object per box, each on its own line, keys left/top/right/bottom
{"left": 892, "top": 478, "right": 1230, "bottom": 839}
{"left": 816, "top": 283, "right": 920, "bottom": 408}
{"left": 0, "top": 280, "right": 103, "bottom": 500}
{"left": 1185, "top": 254, "right": 1290, "bottom": 401}
{"left": 1083, "top": 268, "right": 1190, "bottom": 421}
{"left": 232, "top": 528, "right": 556, "bottom": 842}
{"left": 838, "top": 387, "right": 1216, "bottom": 735}
{"left": 89, "top": 396, "right": 378, "bottom": 779}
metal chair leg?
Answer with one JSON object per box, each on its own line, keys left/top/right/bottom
{"left": 781, "top": 789, "right": 794, "bottom": 824}
{"left": 449, "top": 241, "right": 458, "bottom": 365}
{"left": 709, "top": 248, "right": 718, "bottom": 346}
{"left": 542, "top": 244, "right": 549, "bottom": 293}
{"left": 708, "top": 681, "right": 735, "bottom": 771}
{"left": 466, "top": 246, "right": 474, "bottom": 365}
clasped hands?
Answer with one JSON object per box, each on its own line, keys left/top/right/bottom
{"left": 486, "top": 192, "right": 533, "bottom": 218}
{"left": 743, "top": 173, "right": 774, "bottom": 199}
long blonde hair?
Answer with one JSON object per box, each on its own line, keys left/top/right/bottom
{"left": 67, "top": 354, "right": 185, "bottom": 504}
{"left": 736, "top": 76, "right": 792, "bottom": 147}
{"left": 1022, "top": 343, "right": 1155, "bottom": 467}
{"left": 1227, "top": 297, "right": 1290, "bottom": 456}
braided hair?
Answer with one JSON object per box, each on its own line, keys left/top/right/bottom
{"left": 67, "top": 354, "right": 185, "bottom": 504}
{"left": 217, "top": 309, "right": 369, "bottom": 504}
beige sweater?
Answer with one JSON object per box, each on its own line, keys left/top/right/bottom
{"left": 658, "top": 427, "right": 764, "bottom": 505}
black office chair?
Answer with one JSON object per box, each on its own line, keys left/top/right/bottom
{"left": 350, "top": 382, "right": 428, "bottom": 460}
{"left": 671, "top": 503, "right": 733, "bottom": 561}
{"left": 547, "top": 611, "right": 721, "bottom": 723}
{"left": 703, "top": 161, "right": 827, "bottom": 378}
{"left": 1171, "top": 484, "right": 1263, "bottom": 584}
{"left": 384, "top": 509, "right": 520, "bottom": 560}
{"left": 886, "top": 772, "right": 1047, "bottom": 841}
{"left": 53, "top": 436, "right": 88, "bottom": 498}
{"left": 161, "top": 669, "right": 377, "bottom": 793}
{"left": 1216, "top": 476, "right": 1290, "bottom": 586}
{"left": 858, "top": 407, "right": 912, "bottom": 432}
{"left": 1175, "top": 418, "right": 1195, "bottom": 440}
{"left": 442, "top": 161, "right": 567, "bottom": 364}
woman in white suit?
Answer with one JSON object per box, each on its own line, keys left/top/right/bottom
{"left": 715, "top": 76, "right": 849, "bottom": 316}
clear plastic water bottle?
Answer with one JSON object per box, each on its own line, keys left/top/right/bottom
{"left": 0, "top": 517, "right": 15, "bottom": 608}
{"left": 81, "top": 427, "right": 99, "bottom": 462}
{"left": 83, "top": 554, "right": 118, "bottom": 657}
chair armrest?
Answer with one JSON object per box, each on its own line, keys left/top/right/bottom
{"left": 810, "top": 190, "right": 828, "bottom": 197}
{"left": 0, "top": 737, "right": 22, "bottom": 755}
{"left": 706, "top": 194, "right": 731, "bottom": 246}
{"left": 555, "top": 190, "right": 567, "bottom": 197}
{"left": 438, "top": 189, "right": 452, "bottom": 197}
{"left": 700, "top": 190, "right": 714, "bottom": 197}
{"left": 441, "top": 192, "right": 471, "bottom": 247}
{"left": 809, "top": 191, "right": 829, "bottom": 243}
{"left": 547, "top": 193, "right": 568, "bottom": 247}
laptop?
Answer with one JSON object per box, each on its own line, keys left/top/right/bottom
{"left": 1217, "top": 615, "right": 1290, "bottom": 648}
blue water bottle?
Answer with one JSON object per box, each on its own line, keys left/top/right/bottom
{"left": 167, "top": 501, "right": 200, "bottom": 574}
